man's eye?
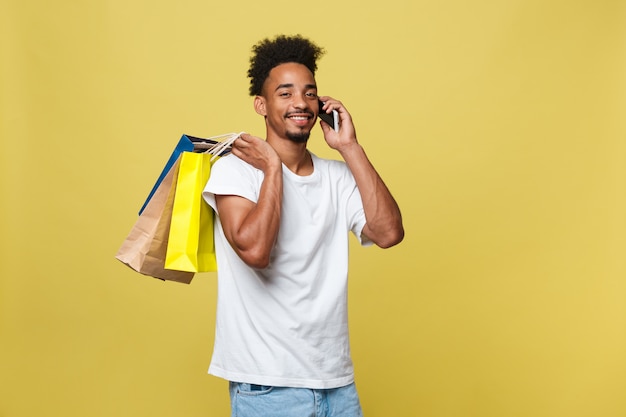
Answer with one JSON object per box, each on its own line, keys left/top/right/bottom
{"left": 279, "top": 92, "right": 291, "bottom": 97}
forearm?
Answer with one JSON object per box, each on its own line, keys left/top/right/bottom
{"left": 339, "top": 143, "right": 404, "bottom": 248}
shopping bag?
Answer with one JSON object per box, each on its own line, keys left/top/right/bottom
{"left": 139, "top": 135, "right": 194, "bottom": 215}
{"left": 116, "top": 158, "right": 195, "bottom": 283}
{"left": 138, "top": 133, "right": 235, "bottom": 215}
{"left": 164, "top": 151, "right": 217, "bottom": 273}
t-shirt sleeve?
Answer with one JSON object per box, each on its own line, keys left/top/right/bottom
{"left": 202, "top": 154, "right": 260, "bottom": 213}
{"left": 346, "top": 186, "right": 372, "bottom": 247}
{"left": 341, "top": 165, "right": 373, "bottom": 247}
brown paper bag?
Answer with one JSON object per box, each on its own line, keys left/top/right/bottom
{"left": 115, "top": 158, "right": 194, "bottom": 284}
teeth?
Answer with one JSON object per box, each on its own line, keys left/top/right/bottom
{"left": 290, "top": 116, "right": 309, "bottom": 120}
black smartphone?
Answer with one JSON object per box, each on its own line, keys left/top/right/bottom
{"left": 318, "top": 99, "right": 339, "bottom": 132}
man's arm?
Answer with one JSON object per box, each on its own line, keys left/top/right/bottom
{"left": 215, "top": 133, "right": 283, "bottom": 269}
{"left": 319, "top": 97, "right": 404, "bottom": 248}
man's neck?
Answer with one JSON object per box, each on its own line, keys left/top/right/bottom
{"left": 266, "top": 136, "right": 313, "bottom": 176}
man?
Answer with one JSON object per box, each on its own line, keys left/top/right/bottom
{"left": 202, "top": 34, "right": 404, "bottom": 417}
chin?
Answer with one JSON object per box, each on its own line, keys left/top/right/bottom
{"left": 286, "top": 130, "right": 311, "bottom": 144}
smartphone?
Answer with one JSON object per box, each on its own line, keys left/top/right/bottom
{"left": 318, "top": 99, "right": 339, "bottom": 132}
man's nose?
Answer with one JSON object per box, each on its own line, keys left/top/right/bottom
{"left": 292, "top": 93, "right": 308, "bottom": 109}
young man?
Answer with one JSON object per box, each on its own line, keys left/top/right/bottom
{"left": 203, "top": 35, "right": 404, "bottom": 417}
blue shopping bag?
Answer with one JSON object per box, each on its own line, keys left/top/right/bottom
{"left": 139, "top": 134, "right": 235, "bottom": 215}
{"left": 139, "top": 135, "right": 194, "bottom": 215}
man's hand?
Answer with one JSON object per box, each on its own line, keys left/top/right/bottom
{"left": 230, "top": 133, "right": 282, "bottom": 173}
{"left": 318, "top": 96, "right": 360, "bottom": 153}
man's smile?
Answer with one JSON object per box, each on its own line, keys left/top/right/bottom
{"left": 286, "top": 112, "right": 314, "bottom": 126}
{"left": 286, "top": 111, "right": 314, "bottom": 119}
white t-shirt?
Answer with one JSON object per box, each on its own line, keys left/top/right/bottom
{"left": 202, "top": 152, "right": 370, "bottom": 389}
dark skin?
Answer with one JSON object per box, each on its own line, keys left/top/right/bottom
{"left": 216, "top": 62, "right": 404, "bottom": 269}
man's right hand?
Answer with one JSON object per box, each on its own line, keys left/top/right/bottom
{"left": 230, "top": 133, "right": 282, "bottom": 173}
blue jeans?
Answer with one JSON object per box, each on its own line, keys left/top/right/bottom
{"left": 229, "top": 382, "right": 364, "bottom": 417}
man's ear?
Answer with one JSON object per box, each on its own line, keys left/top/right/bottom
{"left": 254, "top": 96, "right": 266, "bottom": 116}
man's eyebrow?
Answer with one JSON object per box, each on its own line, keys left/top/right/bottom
{"left": 275, "top": 83, "right": 294, "bottom": 91}
{"left": 275, "top": 83, "right": 318, "bottom": 91}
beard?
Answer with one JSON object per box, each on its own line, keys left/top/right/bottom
{"left": 285, "top": 129, "right": 310, "bottom": 144}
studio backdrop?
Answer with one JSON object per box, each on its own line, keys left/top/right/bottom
{"left": 1, "top": 1, "right": 625, "bottom": 416}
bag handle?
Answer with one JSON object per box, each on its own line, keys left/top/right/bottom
{"left": 191, "top": 132, "right": 244, "bottom": 161}
{"left": 205, "top": 132, "right": 244, "bottom": 161}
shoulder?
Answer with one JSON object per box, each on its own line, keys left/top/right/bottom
{"left": 311, "top": 153, "right": 354, "bottom": 180}
{"left": 311, "top": 153, "right": 349, "bottom": 172}
{"left": 213, "top": 153, "right": 249, "bottom": 169}
{"left": 212, "top": 153, "right": 261, "bottom": 177}
{"left": 205, "top": 153, "right": 262, "bottom": 205}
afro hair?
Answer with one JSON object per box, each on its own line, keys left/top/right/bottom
{"left": 247, "top": 34, "right": 326, "bottom": 96}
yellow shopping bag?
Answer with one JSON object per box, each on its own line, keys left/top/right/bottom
{"left": 164, "top": 151, "right": 217, "bottom": 272}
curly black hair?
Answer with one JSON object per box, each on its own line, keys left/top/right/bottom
{"left": 247, "top": 34, "right": 326, "bottom": 96}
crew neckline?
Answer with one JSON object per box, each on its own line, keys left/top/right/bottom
{"left": 282, "top": 152, "right": 319, "bottom": 181}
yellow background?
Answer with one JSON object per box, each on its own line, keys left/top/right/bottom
{"left": 2, "top": 0, "right": 625, "bottom": 416}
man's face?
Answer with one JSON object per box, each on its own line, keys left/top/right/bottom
{"left": 258, "top": 62, "right": 319, "bottom": 143}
